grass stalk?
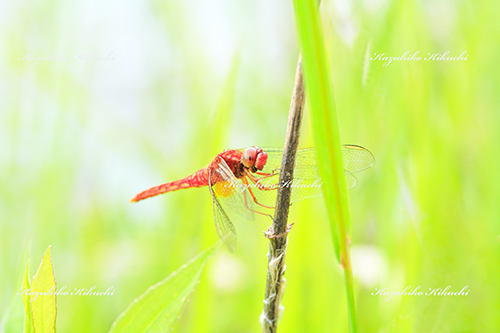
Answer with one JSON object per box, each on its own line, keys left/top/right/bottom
{"left": 293, "top": 0, "right": 358, "bottom": 331}
{"left": 260, "top": 55, "right": 305, "bottom": 333}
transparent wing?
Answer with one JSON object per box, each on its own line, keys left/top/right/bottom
{"left": 253, "top": 145, "right": 374, "bottom": 203}
{"left": 345, "top": 171, "right": 357, "bottom": 189}
{"left": 211, "top": 157, "right": 256, "bottom": 220}
{"left": 291, "top": 148, "right": 323, "bottom": 201}
{"left": 210, "top": 145, "right": 374, "bottom": 227}
{"left": 208, "top": 165, "right": 237, "bottom": 252}
{"left": 341, "top": 144, "right": 375, "bottom": 174}
{"left": 257, "top": 145, "right": 374, "bottom": 174}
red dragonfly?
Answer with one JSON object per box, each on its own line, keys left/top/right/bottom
{"left": 131, "top": 145, "right": 374, "bottom": 252}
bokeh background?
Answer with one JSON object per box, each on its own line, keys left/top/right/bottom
{"left": 1, "top": 0, "right": 499, "bottom": 332}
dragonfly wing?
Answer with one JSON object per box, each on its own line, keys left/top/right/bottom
{"left": 212, "top": 157, "right": 255, "bottom": 220}
{"left": 290, "top": 148, "right": 323, "bottom": 203}
{"left": 260, "top": 148, "right": 322, "bottom": 204}
{"left": 345, "top": 170, "right": 358, "bottom": 189}
{"left": 261, "top": 146, "right": 373, "bottom": 203}
{"left": 209, "top": 167, "right": 237, "bottom": 252}
{"left": 342, "top": 145, "right": 375, "bottom": 174}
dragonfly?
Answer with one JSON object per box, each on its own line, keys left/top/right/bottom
{"left": 131, "top": 145, "right": 374, "bottom": 252}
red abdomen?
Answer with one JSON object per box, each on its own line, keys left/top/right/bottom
{"left": 131, "top": 168, "right": 210, "bottom": 202}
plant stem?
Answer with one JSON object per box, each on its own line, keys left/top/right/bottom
{"left": 260, "top": 55, "right": 305, "bottom": 333}
{"left": 343, "top": 246, "right": 357, "bottom": 333}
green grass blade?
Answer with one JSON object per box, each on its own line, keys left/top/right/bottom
{"left": 292, "top": 0, "right": 357, "bottom": 332}
{"left": 22, "top": 261, "right": 33, "bottom": 333}
{"left": 293, "top": 0, "right": 351, "bottom": 262}
{"left": 108, "top": 243, "right": 220, "bottom": 333}
{"left": 30, "top": 246, "right": 57, "bottom": 333}
{"left": 208, "top": 53, "right": 240, "bottom": 149}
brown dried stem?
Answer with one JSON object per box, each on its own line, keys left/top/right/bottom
{"left": 260, "top": 55, "right": 305, "bottom": 333}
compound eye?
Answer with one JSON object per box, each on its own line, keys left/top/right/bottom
{"left": 255, "top": 151, "right": 268, "bottom": 170}
{"left": 243, "top": 147, "right": 257, "bottom": 168}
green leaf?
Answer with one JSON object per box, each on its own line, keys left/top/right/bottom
{"left": 109, "top": 243, "right": 220, "bottom": 333}
{"left": 293, "top": 0, "right": 350, "bottom": 262}
{"left": 30, "top": 246, "right": 57, "bottom": 333}
{"left": 293, "top": 0, "right": 358, "bottom": 332}
{"left": 208, "top": 53, "right": 240, "bottom": 149}
{"left": 22, "top": 260, "right": 33, "bottom": 333}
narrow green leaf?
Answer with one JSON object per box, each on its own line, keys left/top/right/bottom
{"left": 109, "top": 243, "right": 220, "bottom": 333}
{"left": 293, "top": 0, "right": 358, "bottom": 332}
{"left": 30, "top": 246, "right": 57, "bottom": 333}
{"left": 209, "top": 53, "right": 240, "bottom": 148}
{"left": 293, "top": 0, "right": 350, "bottom": 263}
{"left": 22, "top": 261, "right": 33, "bottom": 333}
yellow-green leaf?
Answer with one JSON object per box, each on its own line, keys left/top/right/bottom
{"left": 22, "top": 260, "right": 33, "bottom": 333}
{"left": 109, "top": 243, "right": 220, "bottom": 333}
{"left": 30, "top": 246, "right": 57, "bottom": 333}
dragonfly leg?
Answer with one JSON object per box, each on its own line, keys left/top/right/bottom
{"left": 254, "top": 170, "right": 279, "bottom": 182}
{"left": 247, "top": 186, "right": 275, "bottom": 210}
{"left": 245, "top": 170, "right": 278, "bottom": 191}
{"left": 255, "top": 169, "right": 278, "bottom": 177}
{"left": 241, "top": 177, "right": 275, "bottom": 211}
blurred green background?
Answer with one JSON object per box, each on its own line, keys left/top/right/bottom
{"left": 1, "top": 0, "right": 499, "bottom": 332}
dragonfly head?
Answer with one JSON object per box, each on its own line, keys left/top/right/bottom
{"left": 242, "top": 146, "right": 268, "bottom": 171}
